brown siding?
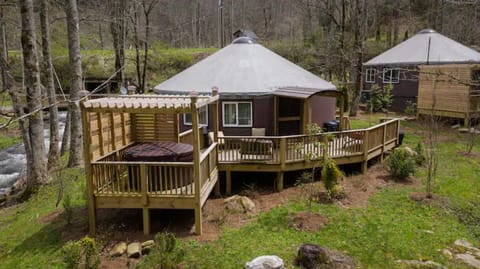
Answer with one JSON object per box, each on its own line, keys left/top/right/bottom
{"left": 363, "top": 65, "right": 419, "bottom": 111}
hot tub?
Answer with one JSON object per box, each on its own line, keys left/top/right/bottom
{"left": 124, "top": 142, "right": 194, "bottom": 162}
{"left": 123, "top": 142, "right": 194, "bottom": 193}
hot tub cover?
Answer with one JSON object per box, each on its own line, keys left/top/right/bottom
{"left": 124, "top": 142, "right": 193, "bottom": 162}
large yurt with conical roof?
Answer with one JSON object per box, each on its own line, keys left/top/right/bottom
{"left": 363, "top": 29, "right": 480, "bottom": 112}
{"left": 154, "top": 37, "right": 340, "bottom": 136}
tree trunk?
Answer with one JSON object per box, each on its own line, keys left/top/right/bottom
{"left": 349, "top": 0, "right": 365, "bottom": 117}
{"left": 110, "top": 0, "right": 127, "bottom": 89}
{"left": 141, "top": 1, "right": 158, "bottom": 93}
{"left": 40, "top": 0, "right": 60, "bottom": 170}
{"left": 60, "top": 110, "right": 70, "bottom": 156}
{"left": 65, "top": 0, "right": 84, "bottom": 167}
{"left": 19, "top": 0, "right": 48, "bottom": 193}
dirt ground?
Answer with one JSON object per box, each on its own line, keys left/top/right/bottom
{"left": 33, "top": 161, "right": 421, "bottom": 268}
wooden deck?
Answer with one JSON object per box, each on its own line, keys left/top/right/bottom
{"left": 216, "top": 118, "right": 400, "bottom": 193}
{"left": 82, "top": 93, "right": 400, "bottom": 235}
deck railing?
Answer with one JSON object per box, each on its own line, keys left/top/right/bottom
{"left": 217, "top": 118, "right": 400, "bottom": 166}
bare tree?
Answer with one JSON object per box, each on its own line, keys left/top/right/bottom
{"left": 65, "top": 0, "right": 84, "bottom": 167}
{"left": 109, "top": 0, "right": 128, "bottom": 89}
{"left": 132, "top": 0, "right": 158, "bottom": 93}
{"left": 19, "top": 0, "right": 48, "bottom": 193}
{"left": 40, "top": 0, "right": 60, "bottom": 170}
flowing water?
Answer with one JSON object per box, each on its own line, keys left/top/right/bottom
{"left": 0, "top": 112, "right": 67, "bottom": 195}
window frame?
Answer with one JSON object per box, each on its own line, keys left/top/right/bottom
{"left": 183, "top": 105, "right": 208, "bottom": 126}
{"left": 222, "top": 101, "right": 253, "bottom": 127}
{"left": 365, "top": 68, "right": 376, "bottom": 83}
{"left": 382, "top": 68, "right": 400, "bottom": 84}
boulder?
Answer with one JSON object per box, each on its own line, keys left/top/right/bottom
{"left": 240, "top": 196, "right": 256, "bottom": 212}
{"left": 224, "top": 195, "right": 256, "bottom": 213}
{"left": 441, "top": 249, "right": 453, "bottom": 260}
{"left": 295, "top": 243, "right": 357, "bottom": 269}
{"left": 141, "top": 240, "right": 155, "bottom": 255}
{"left": 396, "top": 260, "right": 446, "bottom": 269}
{"left": 454, "top": 239, "right": 480, "bottom": 253}
{"left": 245, "top": 255, "right": 285, "bottom": 269}
{"left": 455, "top": 253, "right": 480, "bottom": 268}
{"left": 110, "top": 242, "right": 127, "bottom": 257}
{"left": 404, "top": 147, "right": 418, "bottom": 158}
{"left": 127, "top": 242, "right": 142, "bottom": 259}
{"left": 224, "top": 195, "right": 244, "bottom": 213}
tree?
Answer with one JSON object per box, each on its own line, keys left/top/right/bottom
{"left": 19, "top": 0, "right": 48, "bottom": 193}
{"left": 39, "top": 0, "right": 60, "bottom": 170}
{"left": 65, "top": 0, "right": 84, "bottom": 167}
{"left": 109, "top": 0, "right": 128, "bottom": 90}
{"left": 132, "top": 0, "right": 158, "bottom": 93}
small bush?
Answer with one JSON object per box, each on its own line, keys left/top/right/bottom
{"left": 414, "top": 142, "right": 426, "bottom": 165}
{"left": 386, "top": 148, "right": 415, "bottom": 180}
{"left": 61, "top": 237, "right": 100, "bottom": 269}
{"left": 367, "top": 84, "right": 393, "bottom": 113}
{"left": 404, "top": 100, "right": 417, "bottom": 116}
{"left": 321, "top": 156, "right": 343, "bottom": 199}
{"left": 137, "top": 232, "right": 185, "bottom": 269}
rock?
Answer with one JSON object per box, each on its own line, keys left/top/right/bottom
{"left": 141, "top": 240, "right": 155, "bottom": 255}
{"left": 240, "top": 196, "right": 255, "bottom": 212}
{"left": 224, "top": 195, "right": 244, "bottom": 213}
{"left": 456, "top": 253, "right": 480, "bottom": 268}
{"left": 441, "top": 249, "right": 453, "bottom": 260}
{"left": 396, "top": 260, "right": 446, "bottom": 269}
{"left": 451, "top": 124, "right": 461, "bottom": 129}
{"left": 127, "top": 242, "right": 142, "bottom": 259}
{"left": 295, "top": 243, "right": 357, "bottom": 269}
{"left": 245, "top": 255, "right": 285, "bottom": 269}
{"left": 110, "top": 242, "right": 127, "bottom": 257}
{"left": 404, "top": 147, "right": 418, "bottom": 158}
{"left": 224, "top": 195, "right": 256, "bottom": 213}
{"left": 454, "top": 239, "right": 480, "bottom": 252}
{"left": 458, "top": 128, "right": 470, "bottom": 133}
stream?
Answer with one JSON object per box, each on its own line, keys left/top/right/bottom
{"left": 0, "top": 112, "right": 67, "bottom": 196}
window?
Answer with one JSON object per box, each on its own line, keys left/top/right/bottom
{"left": 383, "top": 68, "right": 400, "bottom": 84}
{"left": 222, "top": 102, "right": 252, "bottom": 127}
{"left": 184, "top": 106, "right": 208, "bottom": 126}
{"left": 365, "top": 68, "right": 376, "bottom": 83}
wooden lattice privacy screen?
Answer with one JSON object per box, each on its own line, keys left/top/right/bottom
{"left": 418, "top": 64, "right": 480, "bottom": 120}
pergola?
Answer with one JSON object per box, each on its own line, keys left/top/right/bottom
{"left": 81, "top": 90, "right": 220, "bottom": 235}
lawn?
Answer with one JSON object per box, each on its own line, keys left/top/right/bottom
{"left": 0, "top": 117, "right": 479, "bottom": 268}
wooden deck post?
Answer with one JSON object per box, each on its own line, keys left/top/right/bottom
{"left": 191, "top": 93, "right": 202, "bottom": 235}
{"left": 381, "top": 123, "right": 387, "bottom": 161}
{"left": 81, "top": 106, "right": 97, "bottom": 235}
{"left": 212, "top": 88, "right": 220, "bottom": 196}
{"left": 362, "top": 130, "right": 370, "bottom": 174}
{"left": 339, "top": 94, "right": 344, "bottom": 131}
{"left": 226, "top": 170, "right": 232, "bottom": 195}
{"left": 276, "top": 172, "right": 284, "bottom": 192}
{"left": 280, "top": 137, "right": 286, "bottom": 171}
{"left": 143, "top": 208, "right": 150, "bottom": 235}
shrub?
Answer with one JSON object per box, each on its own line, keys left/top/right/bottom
{"left": 367, "top": 84, "right": 393, "bottom": 112}
{"left": 404, "top": 100, "right": 417, "bottom": 116}
{"left": 386, "top": 148, "right": 415, "bottom": 180}
{"left": 137, "top": 232, "right": 185, "bottom": 269}
{"left": 321, "top": 156, "right": 343, "bottom": 199}
{"left": 414, "top": 142, "right": 426, "bottom": 165}
{"left": 61, "top": 237, "right": 100, "bottom": 269}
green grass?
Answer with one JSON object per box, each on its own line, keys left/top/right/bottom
{"left": 0, "top": 168, "right": 86, "bottom": 269}
{"left": 1, "top": 120, "right": 480, "bottom": 268}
